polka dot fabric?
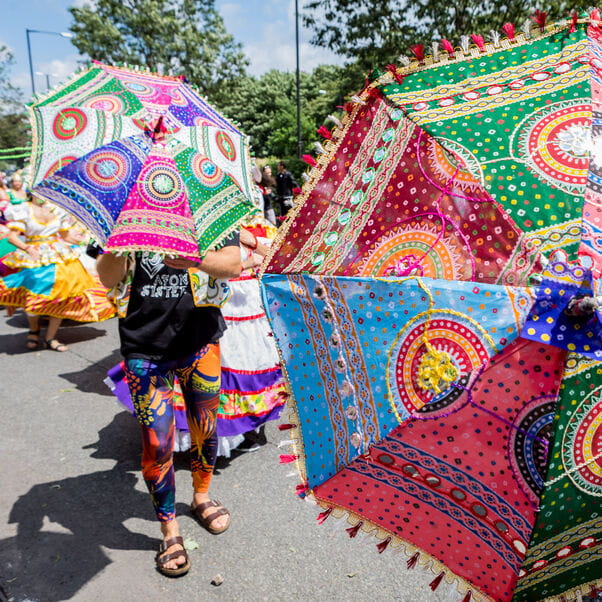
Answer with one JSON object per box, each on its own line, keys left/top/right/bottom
{"left": 29, "top": 61, "right": 259, "bottom": 259}
{"left": 259, "top": 17, "right": 602, "bottom": 602}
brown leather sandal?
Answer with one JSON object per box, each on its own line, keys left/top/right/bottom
{"left": 45, "top": 338, "right": 68, "bottom": 352}
{"left": 155, "top": 536, "right": 190, "bottom": 577}
{"left": 190, "top": 499, "right": 231, "bottom": 534}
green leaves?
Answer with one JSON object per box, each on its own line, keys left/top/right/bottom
{"left": 68, "top": 0, "right": 248, "bottom": 99}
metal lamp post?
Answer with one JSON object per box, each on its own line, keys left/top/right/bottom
{"left": 26, "top": 29, "right": 73, "bottom": 96}
{"left": 295, "top": 0, "right": 302, "bottom": 158}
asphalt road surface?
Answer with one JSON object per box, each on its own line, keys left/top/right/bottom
{"left": 0, "top": 311, "right": 449, "bottom": 602}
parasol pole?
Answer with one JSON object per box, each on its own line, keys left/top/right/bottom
{"left": 295, "top": 0, "right": 302, "bottom": 158}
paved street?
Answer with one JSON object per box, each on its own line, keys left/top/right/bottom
{"left": 0, "top": 311, "right": 447, "bottom": 602}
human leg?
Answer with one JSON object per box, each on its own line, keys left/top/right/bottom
{"left": 124, "top": 358, "right": 189, "bottom": 574}
{"left": 176, "top": 344, "right": 229, "bottom": 533}
{"left": 45, "top": 316, "right": 68, "bottom": 351}
{"left": 25, "top": 313, "right": 41, "bottom": 349}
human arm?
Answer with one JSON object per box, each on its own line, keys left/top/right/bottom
{"left": 7, "top": 229, "right": 40, "bottom": 261}
{"left": 164, "top": 244, "right": 242, "bottom": 279}
{"left": 96, "top": 253, "right": 128, "bottom": 288}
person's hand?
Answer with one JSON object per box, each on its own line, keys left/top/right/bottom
{"left": 164, "top": 257, "right": 200, "bottom": 270}
{"left": 25, "top": 244, "right": 40, "bottom": 262}
{"left": 239, "top": 228, "right": 258, "bottom": 250}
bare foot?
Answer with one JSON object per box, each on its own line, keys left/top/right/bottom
{"left": 192, "top": 493, "right": 230, "bottom": 533}
{"left": 158, "top": 519, "right": 188, "bottom": 571}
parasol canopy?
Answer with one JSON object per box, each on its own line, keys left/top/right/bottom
{"left": 260, "top": 12, "right": 602, "bottom": 602}
{"left": 28, "top": 61, "right": 259, "bottom": 260}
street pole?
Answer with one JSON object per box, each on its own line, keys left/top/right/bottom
{"left": 295, "top": 0, "right": 302, "bottom": 159}
{"left": 26, "top": 28, "right": 35, "bottom": 96}
{"left": 25, "top": 29, "right": 73, "bottom": 98}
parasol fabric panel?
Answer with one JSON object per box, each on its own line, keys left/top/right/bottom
{"left": 514, "top": 356, "right": 602, "bottom": 600}
{"left": 262, "top": 273, "right": 535, "bottom": 486}
{"left": 312, "top": 338, "right": 566, "bottom": 602}
{"left": 266, "top": 96, "right": 540, "bottom": 285}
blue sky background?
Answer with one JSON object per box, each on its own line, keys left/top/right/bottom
{"left": 2, "top": 0, "right": 343, "bottom": 99}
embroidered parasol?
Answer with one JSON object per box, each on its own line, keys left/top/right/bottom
{"left": 28, "top": 61, "right": 259, "bottom": 260}
{"left": 260, "top": 12, "right": 602, "bottom": 602}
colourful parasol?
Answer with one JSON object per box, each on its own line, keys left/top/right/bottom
{"left": 28, "top": 61, "right": 259, "bottom": 260}
{"left": 260, "top": 12, "right": 602, "bottom": 602}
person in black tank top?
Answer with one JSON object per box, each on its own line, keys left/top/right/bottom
{"left": 97, "top": 232, "right": 251, "bottom": 577}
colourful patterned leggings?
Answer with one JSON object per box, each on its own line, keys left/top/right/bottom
{"left": 124, "top": 344, "right": 221, "bottom": 522}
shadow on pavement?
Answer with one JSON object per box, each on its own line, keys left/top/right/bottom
{"left": 59, "top": 349, "right": 123, "bottom": 395}
{"left": 0, "top": 413, "right": 156, "bottom": 602}
{"left": 0, "top": 314, "right": 109, "bottom": 356}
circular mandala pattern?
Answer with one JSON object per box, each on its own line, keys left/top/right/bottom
{"left": 52, "top": 108, "right": 87, "bottom": 140}
{"left": 190, "top": 155, "right": 225, "bottom": 189}
{"left": 387, "top": 312, "right": 495, "bottom": 420}
{"left": 139, "top": 161, "right": 186, "bottom": 209}
{"left": 82, "top": 94, "right": 126, "bottom": 113}
{"left": 511, "top": 100, "right": 590, "bottom": 195}
{"left": 420, "top": 133, "right": 487, "bottom": 198}
{"left": 44, "top": 156, "right": 77, "bottom": 178}
{"left": 215, "top": 131, "right": 237, "bottom": 161}
{"left": 562, "top": 385, "right": 602, "bottom": 495}
{"left": 123, "top": 80, "right": 156, "bottom": 98}
{"left": 80, "top": 149, "right": 131, "bottom": 192}
{"left": 509, "top": 397, "right": 555, "bottom": 504}
{"left": 352, "top": 218, "right": 471, "bottom": 280}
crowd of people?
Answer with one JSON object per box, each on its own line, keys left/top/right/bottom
{"left": 0, "top": 164, "right": 293, "bottom": 577}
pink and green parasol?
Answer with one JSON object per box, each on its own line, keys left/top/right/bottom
{"left": 28, "top": 61, "right": 259, "bottom": 259}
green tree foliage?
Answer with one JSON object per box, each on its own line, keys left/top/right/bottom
{"left": 303, "top": 0, "right": 592, "bottom": 80}
{"left": 69, "top": 0, "right": 248, "bottom": 102}
{"left": 0, "top": 46, "right": 30, "bottom": 169}
{"left": 217, "top": 65, "right": 350, "bottom": 161}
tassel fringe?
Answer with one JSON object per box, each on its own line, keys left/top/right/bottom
{"left": 429, "top": 572, "right": 445, "bottom": 591}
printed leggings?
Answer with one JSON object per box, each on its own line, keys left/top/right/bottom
{"left": 124, "top": 344, "right": 221, "bottom": 522}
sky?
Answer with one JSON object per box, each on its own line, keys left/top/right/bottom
{"left": 1, "top": 0, "right": 344, "bottom": 100}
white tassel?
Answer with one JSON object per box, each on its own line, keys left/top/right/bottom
{"left": 397, "top": 55, "right": 411, "bottom": 67}
{"left": 576, "top": 589, "right": 583, "bottom": 602}
{"left": 490, "top": 30, "right": 501, "bottom": 47}
{"left": 350, "top": 94, "right": 366, "bottom": 105}
{"left": 278, "top": 439, "right": 296, "bottom": 448}
{"left": 460, "top": 35, "right": 470, "bottom": 53}
{"left": 301, "top": 172, "right": 310, "bottom": 182}
{"left": 431, "top": 41, "right": 439, "bottom": 61}
{"left": 523, "top": 18, "right": 532, "bottom": 39}
{"left": 286, "top": 470, "right": 297, "bottom": 478}
{"left": 327, "top": 114, "right": 343, "bottom": 128}
{"left": 313, "top": 141, "right": 327, "bottom": 155}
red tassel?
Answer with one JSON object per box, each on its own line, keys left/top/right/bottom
{"left": 376, "top": 536, "right": 391, "bottom": 554}
{"left": 301, "top": 154, "right": 317, "bottom": 167}
{"left": 532, "top": 9, "right": 547, "bottom": 32}
{"left": 345, "top": 521, "right": 363, "bottom": 538}
{"left": 409, "top": 44, "right": 424, "bottom": 62}
{"left": 292, "top": 186, "right": 302, "bottom": 196}
{"left": 406, "top": 552, "right": 420, "bottom": 569}
{"left": 316, "top": 507, "right": 333, "bottom": 524}
{"left": 429, "top": 572, "right": 445, "bottom": 591}
{"left": 295, "top": 483, "right": 309, "bottom": 496}
{"left": 365, "top": 87, "right": 382, "bottom": 100}
{"left": 316, "top": 125, "right": 332, "bottom": 140}
{"left": 502, "top": 22, "right": 516, "bottom": 40}
{"left": 592, "top": 9, "right": 601, "bottom": 22}
{"left": 462, "top": 591, "right": 472, "bottom": 602}
{"left": 278, "top": 391, "right": 291, "bottom": 400}
{"left": 471, "top": 34, "right": 485, "bottom": 51}
{"left": 385, "top": 64, "right": 404, "bottom": 84}
{"left": 279, "top": 454, "right": 298, "bottom": 464}
{"left": 277, "top": 423, "right": 295, "bottom": 430}
{"left": 569, "top": 11, "right": 578, "bottom": 33}
{"left": 441, "top": 39, "right": 454, "bottom": 54}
